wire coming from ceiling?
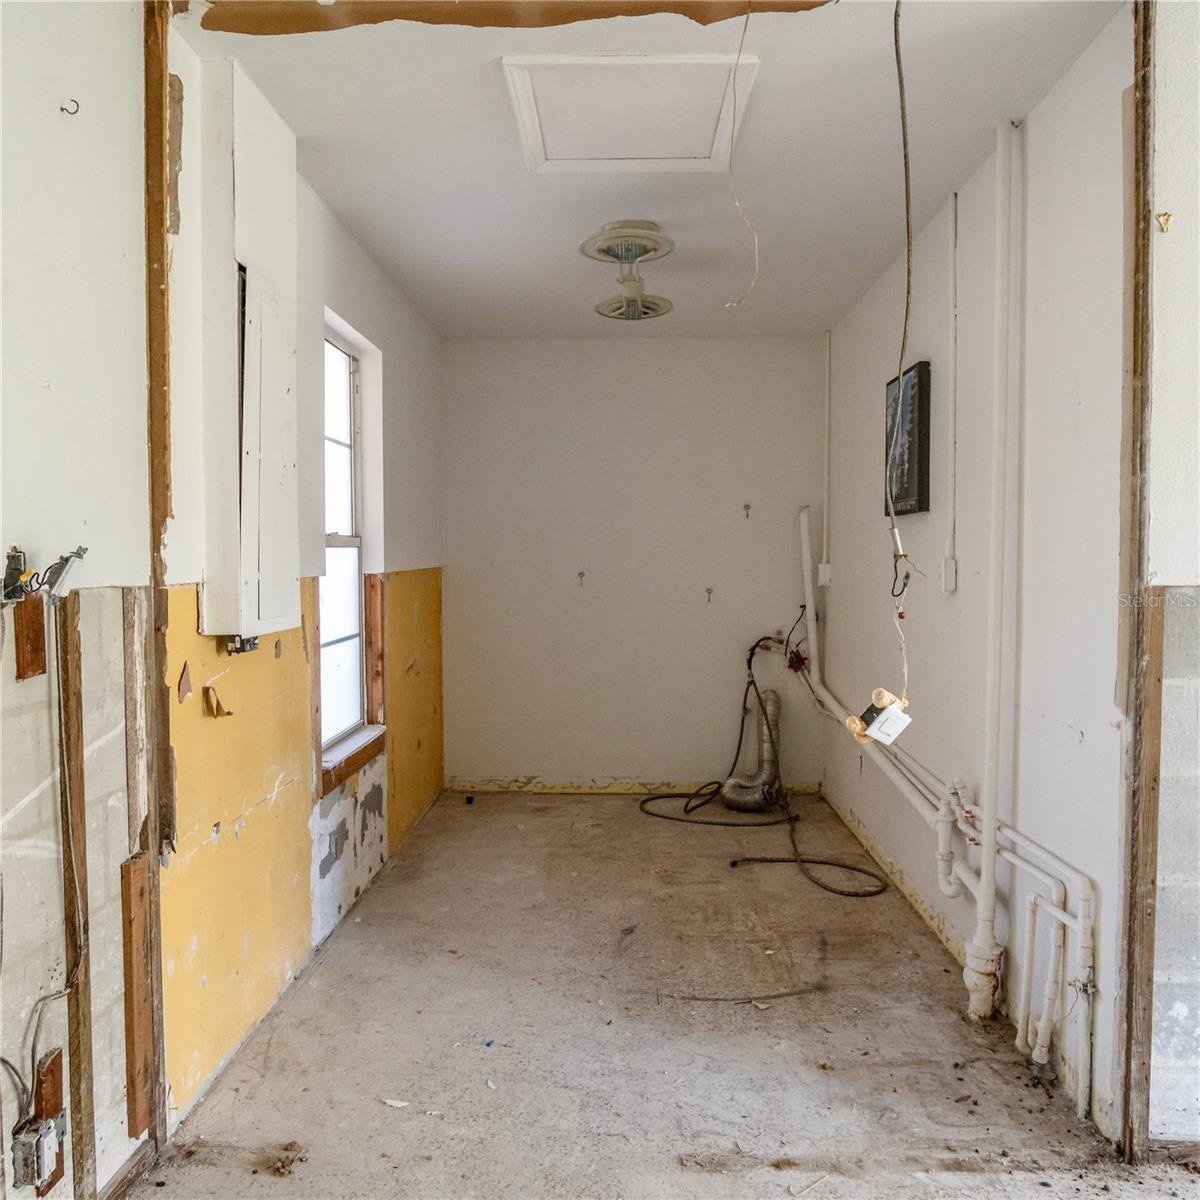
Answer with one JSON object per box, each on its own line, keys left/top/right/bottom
{"left": 886, "top": 0, "right": 917, "bottom": 704}
{"left": 724, "top": 1, "right": 760, "bottom": 308}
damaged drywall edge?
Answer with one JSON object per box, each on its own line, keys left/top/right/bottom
{"left": 197, "top": 0, "right": 828, "bottom": 36}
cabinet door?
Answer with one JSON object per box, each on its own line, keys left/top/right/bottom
{"left": 238, "top": 271, "right": 300, "bottom": 635}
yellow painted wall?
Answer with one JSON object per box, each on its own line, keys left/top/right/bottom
{"left": 160, "top": 584, "right": 316, "bottom": 1111}
{"left": 384, "top": 568, "right": 444, "bottom": 853}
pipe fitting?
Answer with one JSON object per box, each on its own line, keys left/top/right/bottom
{"left": 963, "top": 936, "right": 1003, "bottom": 1020}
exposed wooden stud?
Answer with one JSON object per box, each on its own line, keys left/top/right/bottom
{"left": 122, "top": 588, "right": 151, "bottom": 854}
{"left": 1121, "top": 0, "right": 1158, "bottom": 1166}
{"left": 364, "top": 573, "right": 385, "bottom": 726}
{"left": 33, "top": 1049, "right": 65, "bottom": 1197}
{"left": 143, "top": 0, "right": 173, "bottom": 1157}
{"left": 13, "top": 592, "right": 48, "bottom": 681}
{"left": 120, "top": 854, "right": 154, "bottom": 1139}
{"left": 55, "top": 591, "right": 97, "bottom": 1200}
{"left": 304, "top": 576, "right": 323, "bottom": 793}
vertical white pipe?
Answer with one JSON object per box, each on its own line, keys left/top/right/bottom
{"left": 799, "top": 508, "right": 939, "bottom": 830}
{"left": 1032, "top": 914, "right": 1066, "bottom": 1072}
{"left": 821, "top": 330, "right": 832, "bottom": 575}
{"left": 1016, "top": 895, "right": 1039, "bottom": 1054}
{"left": 944, "top": 192, "right": 959, "bottom": 581}
{"left": 964, "top": 123, "right": 1016, "bottom": 1020}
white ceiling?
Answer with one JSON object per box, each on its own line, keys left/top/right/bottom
{"left": 174, "top": 1, "right": 1121, "bottom": 338}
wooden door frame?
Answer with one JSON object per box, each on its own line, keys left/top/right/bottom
{"left": 1119, "top": 0, "right": 1163, "bottom": 1166}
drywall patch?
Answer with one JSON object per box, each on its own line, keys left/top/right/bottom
{"left": 360, "top": 781, "right": 384, "bottom": 842}
{"left": 317, "top": 818, "right": 349, "bottom": 878}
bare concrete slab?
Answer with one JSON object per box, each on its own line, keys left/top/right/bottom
{"left": 133, "top": 794, "right": 1194, "bottom": 1199}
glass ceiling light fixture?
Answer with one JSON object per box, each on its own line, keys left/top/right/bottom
{"left": 580, "top": 219, "right": 674, "bottom": 321}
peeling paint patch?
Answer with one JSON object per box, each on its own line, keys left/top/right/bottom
{"left": 318, "top": 819, "right": 350, "bottom": 878}
{"left": 360, "top": 782, "right": 384, "bottom": 843}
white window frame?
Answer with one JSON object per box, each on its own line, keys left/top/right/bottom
{"left": 320, "top": 331, "right": 366, "bottom": 749}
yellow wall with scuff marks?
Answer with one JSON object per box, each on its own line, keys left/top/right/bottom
{"left": 384, "top": 568, "right": 444, "bottom": 853}
{"left": 160, "top": 584, "right": 316, "bottom": 1111}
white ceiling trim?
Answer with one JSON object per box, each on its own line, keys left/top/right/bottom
{"left": 501, "top": 53, "right": 758, "bottom": 174}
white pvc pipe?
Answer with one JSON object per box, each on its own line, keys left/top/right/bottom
{"left": 799, "top": 508, "right": 938, "bottom": 831}
{"left": 821, "top": 330, "right": 832, "bottom": 570}
{"left": 1016, "top": 895, "right": 1039, "bottom": 1054}
{"left": 964, "top": 122, "right": 1018, "bottom": 1021}
{"left": 1032, "top": 905, "right": 1066, "bottom": 1072}
{"left": 945, "top": 191, "right": 959, "bottom": 570}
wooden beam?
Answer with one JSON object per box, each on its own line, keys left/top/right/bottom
{"left": 55, "top": 591, "right": 97, "bottom": 1200}
{"left": 364, "top": 573, "right": 385, "bottom": 727}
{"left": 1121, "top": 0, "right": 1158, "bottom": 1165}
{"left": 13, "top": 592, "right": 48, "bottom": 681}
{"left": 201, "top": 0, "right": 828, "bottom": 36}
{"left": 33, "top": 1049, "right": 65, "bottom": 1197}
{"left": 143, "top": 0, "right": 173, "bottom": 1154}
{"left": 120, "top": 854, "right": 153, "bottom": 1139}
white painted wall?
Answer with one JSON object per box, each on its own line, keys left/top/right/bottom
{"left": 441, "top": 337, "right": 825, "bottom": 791}
{"left": 1147, "top": 0, "right": 1200, "bottom": 587}
{"left": 297, "top": 181, "right": 443, "bottom": 578}
{"left": 820, "top": 8, "right": 1133, "bottom": 1137}
{"left": 1, "top": 1, "right": 149, "bottom": 590}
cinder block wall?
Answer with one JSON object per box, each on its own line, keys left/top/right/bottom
{"left": 1151, "top": 587, "right": 1200, "bottom": 1141}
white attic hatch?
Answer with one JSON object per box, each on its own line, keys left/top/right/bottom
{"left": 502, "top": 54, "right": 758, "bottom": 173}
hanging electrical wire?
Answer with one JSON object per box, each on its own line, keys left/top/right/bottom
{"left": 724, "top": 1, "right": 760, "bottom": 308}
{"left": 884, "top": 0, "right": 917, "bottom": 704}
{"left": 639, "top": 635, "right": 887, "bottom": 900}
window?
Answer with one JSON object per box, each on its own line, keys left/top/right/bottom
{"left": 320, "top": 338, "right": 364, "bottom": 746}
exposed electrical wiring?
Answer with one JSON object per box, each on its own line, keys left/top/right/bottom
{"left": 886, "top": 0, "right": 916, "bottom": 704}
{"left": 639, "top": 635, "right": 887, "bottom": 899}
{"left": 724, "top": 2, "right": 760, "bottom": 308}
{"left": 1, "top": 599, "right": 84, "bottom": 1129}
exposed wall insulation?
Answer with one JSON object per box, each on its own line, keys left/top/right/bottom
{"left": 384, "top": 569, "right": 445, "bottom": 854}
{"left": 159, "top": 586, "right": 314, "bottom": 1115}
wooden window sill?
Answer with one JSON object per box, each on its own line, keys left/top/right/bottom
{"left": 321, "top": 725, "right": 386, "bottom": 796}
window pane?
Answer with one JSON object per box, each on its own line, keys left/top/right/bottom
{"left": 324, "top": 341, "right": 352, "bottom": 444}
{"left": 320, "top": 546, "right": 361, "bottom": 646}
{"left": 324, "top": 440, "right": 354, "bottom": 535}
{"left": 321, "top": 636, "right": 363, "bottom": 745}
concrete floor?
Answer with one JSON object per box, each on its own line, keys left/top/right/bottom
{"left": 134, "top": 793, "right": 1194, "bottom": 1199}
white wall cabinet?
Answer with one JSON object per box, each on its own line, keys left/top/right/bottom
{"left": 186, "top": 58, "right": 300, "bottom": 637}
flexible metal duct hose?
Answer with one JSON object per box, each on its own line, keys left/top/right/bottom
{"left": 721, "top": 688, "right": 781, "bottom": 812}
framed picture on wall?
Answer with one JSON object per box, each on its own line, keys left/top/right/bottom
{"left": 884, "top": 360, "right": 931, "bottom": 516}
